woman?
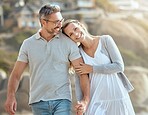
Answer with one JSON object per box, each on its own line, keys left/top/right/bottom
{"left": 62, "top": 20, "right": 135, "bottom": 115}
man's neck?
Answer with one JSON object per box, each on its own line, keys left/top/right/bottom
{"left": 40, "top": 30, "right": 56, "bottom": 42}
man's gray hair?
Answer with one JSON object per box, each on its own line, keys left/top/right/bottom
{"left": 39, "top": 4, "right": 61, "bottom": 20}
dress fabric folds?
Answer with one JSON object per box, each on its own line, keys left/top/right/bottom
{"left": 78, "top": 39, "right": 135, "bottom": 115}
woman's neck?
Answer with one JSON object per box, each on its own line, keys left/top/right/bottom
{"left": 82, "top": 36, "right": 98, "bottom": 49}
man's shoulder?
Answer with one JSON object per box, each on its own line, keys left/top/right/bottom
{"left": 59, "top": 32, "right": 70, "bottom": 40}
{"left": 59, "top": 32, "right": 76, "bottom": 44}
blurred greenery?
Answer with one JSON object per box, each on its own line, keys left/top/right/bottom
{"left": 3, "top": 5, "right": 12, "bottom": 18}
{"left": 4, "top": 30, "right": 36, "bottom": 50}
{"left": 0, "top": 29, "right": 35, "bottom": 74}
{"left": 0, "top": 50, "right": 17, "bottom": 74}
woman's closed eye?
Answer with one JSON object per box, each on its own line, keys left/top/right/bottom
{"left": 74, "top": 27, "right": 77, "bottom": 31}
{"left": 69, "top": 33, "right": 73, "bottom": 37}
{"left": 69, "top": 28, "right": 77, "bottom": 36}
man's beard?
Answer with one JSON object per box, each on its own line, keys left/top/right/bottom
{"left": 46, "top": 27, "right": 60, "bottom": 35}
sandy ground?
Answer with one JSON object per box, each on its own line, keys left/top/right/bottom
{"left": 2, "top": 111, "right": 148, "bottom": 115}
{"left": 1, "top": 111, "right": 33, "bottom": 115}
{"left": 1, "top": 110, "right": 75, "bottom": 115}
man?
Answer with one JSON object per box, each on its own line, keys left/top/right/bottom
{"left": 5, "top": 4, "right": 89, "bottom": 115}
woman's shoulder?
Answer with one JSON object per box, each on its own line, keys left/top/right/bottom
{"left": 99, "top": 35, "right": 117, "bottom": 51}
{"left": 100, "top": 35, "right": 115, "bottom": 44}
{"left": 100, "top": 35, "right": 113, "bottom": 41}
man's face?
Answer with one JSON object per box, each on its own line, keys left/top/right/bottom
{"left": 42, "top": 12, "right": 64, "bottom": 35}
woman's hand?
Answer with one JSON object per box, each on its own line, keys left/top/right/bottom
{"left": 75, "top": 63, "right": 93, "bottom": 75}
{"left": 75, "top": 100, "right": 88, "bottom": 115}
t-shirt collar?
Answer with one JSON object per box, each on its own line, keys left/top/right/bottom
{"left": 35, "top": 29, "right": 60, "bottom": 40}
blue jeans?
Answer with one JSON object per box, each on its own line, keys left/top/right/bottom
{"left": 30, "top": 99, "right": 72, "bottom": 115}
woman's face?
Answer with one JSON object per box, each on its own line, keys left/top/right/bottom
{"left": 63, "top": 23, "right": 85, "bottom": 43}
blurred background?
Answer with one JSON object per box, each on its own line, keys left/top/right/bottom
{"left": 0, "top": 0, "right": 148, "bottom": 115}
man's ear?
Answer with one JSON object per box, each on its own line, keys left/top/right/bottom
{"left": 40, "top": 19, "right": 46, "bottom": 27}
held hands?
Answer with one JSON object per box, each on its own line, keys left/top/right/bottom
{"left": 5, "top": 95, "right": 17, "bottom": 115}
{"left": 75, "top": 63, "right": 93, "bottom": 75}
{"left": 75, "top": 100, "right": 88, "bottom": 115}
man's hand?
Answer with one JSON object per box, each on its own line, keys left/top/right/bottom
{"left": 5, "top": 95, "right": 17, "bottom": 115}
{"left": 75, "top": 100, "right": 88, "bottom": 115}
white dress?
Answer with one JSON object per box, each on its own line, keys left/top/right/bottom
{"left": 78, "top": 39, "right": 135, "bottom": 115}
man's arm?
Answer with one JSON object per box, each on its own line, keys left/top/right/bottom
{"left": 71, "top": 57, "right": 90, "bottom": 113}
{"left": 5, "top": 61, "right": 27, "bottom": 115}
